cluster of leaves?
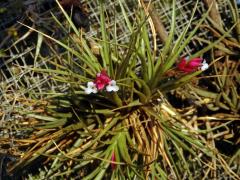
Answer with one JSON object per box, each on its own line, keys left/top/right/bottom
{"left": 2, "top": 0, "right": 239, "bottom": 179}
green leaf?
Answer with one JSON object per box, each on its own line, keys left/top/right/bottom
{"left": 18, "top": 22, "right": 98, "bottom": 75}
{"left": 188, "top": 84, "right": 218, "bottom": 98}
{"left": 99, "top": 1, "right": 110, "bottom": 69}
{"left": 117, "top": 132, "right": 132, "bottom": 165}
{"left": 159, "top": 70, "right": 202, "bottom": 91}
{"left": 55, "top": 0, "right": 79, "bottom": 36}
{"left": 34, "top": 33, "right": 43, "bottom": 66}
{"left": 26, "top": 114, "right": 61, "bottom": 122}
{"left": 154, "top": 0, "right": 176, "bottom": 73}
{"left": 113, "top": 99, "right": 142, "bottom": 111}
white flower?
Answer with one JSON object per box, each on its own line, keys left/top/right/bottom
{"left": 200, "top": 60, "right": 209, "bottom": 71}
{"left": 84, "top": 82, "right": 97, "bottom": 94}
{"left": 106, "top": 80, "right": 119, "bottom": 92}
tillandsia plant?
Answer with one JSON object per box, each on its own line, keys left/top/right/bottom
{"left": 8, "top": 0, "right": 240, "bottom": 179}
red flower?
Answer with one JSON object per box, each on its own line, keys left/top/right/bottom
{"left": 111, "top": 152, "right": 116, "bottom": 170}
{"left": 177, "top": 56, "right": 203, "bottom": 73}
{"left": 94, "top": 70, "right": 111, "bottom": 90}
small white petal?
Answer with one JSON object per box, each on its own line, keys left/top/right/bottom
{"left": 113, "top": 86, "right": 119, "bottom": 92}
{"left": 87, "top": 82, "right": 95, "bottom": 87}
{"left": 106, "top": 86, "right": 113, "bottom": 92}
{"left": 110, "top": 80, "right": 116, "bottom": 85}
{"left": 200, "top": 60, "right": 209, "bottom": 71}
{"left": 85, "top": 88, "right": 92, "bottom": 94}
{"left": 108, "top": 86, "right": 118, "bottom": 92}
{"left": 92, "top": 88, "right": 97, "bottom": 94}
{"left": 84, "top": 82, "right": 97, "bottom": 94}
{"left": 106, "top": 85, "right": 119, "bottom": 92}
{"left": 106, "top": 80, "right": 119, "bottom": 92}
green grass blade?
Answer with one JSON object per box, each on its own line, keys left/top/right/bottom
{"left": 99, "top": 0, "right": 110, "bottom": 69}
{"left": 55, "top": 0, "right": 79, "bottom": 36}
{"left": 154, "top": 0, "right": 176, "bottom": 73}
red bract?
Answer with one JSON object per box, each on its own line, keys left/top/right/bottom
{"left": 177, "top": 57, "right": 203, "bottom": 73}
{"left": 94, "top": 70, "right": 111, "bottom": 90}
{"left": 111, "top": 152, "right": 116, "bottom": 170}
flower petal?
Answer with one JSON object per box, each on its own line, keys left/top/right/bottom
{"left": 87, "top": 81, "right": 95, "bottom": 87}
{"left": 84, "top": 88, "right": 91, "bottom": 94}
{"left": 200, "top": 60, "right": 209, "bottom": 71}
{"left": 106, "top": 85, "right": 119, "bottom": 92}
{"left": 84, "top": 82, "right": 97, "bottom": 94}
{"left": 106, "top": 80, "right": 119, "bottom": 92}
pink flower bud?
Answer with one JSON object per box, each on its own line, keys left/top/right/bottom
{"left": 111, "top": 152, "right": 116, "bottom": 170}
{"left": 94, "top": 70, "right": 111, "bottom": 90}
{"left": 177, "top": 56, "right": 203, "bottom": 73}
